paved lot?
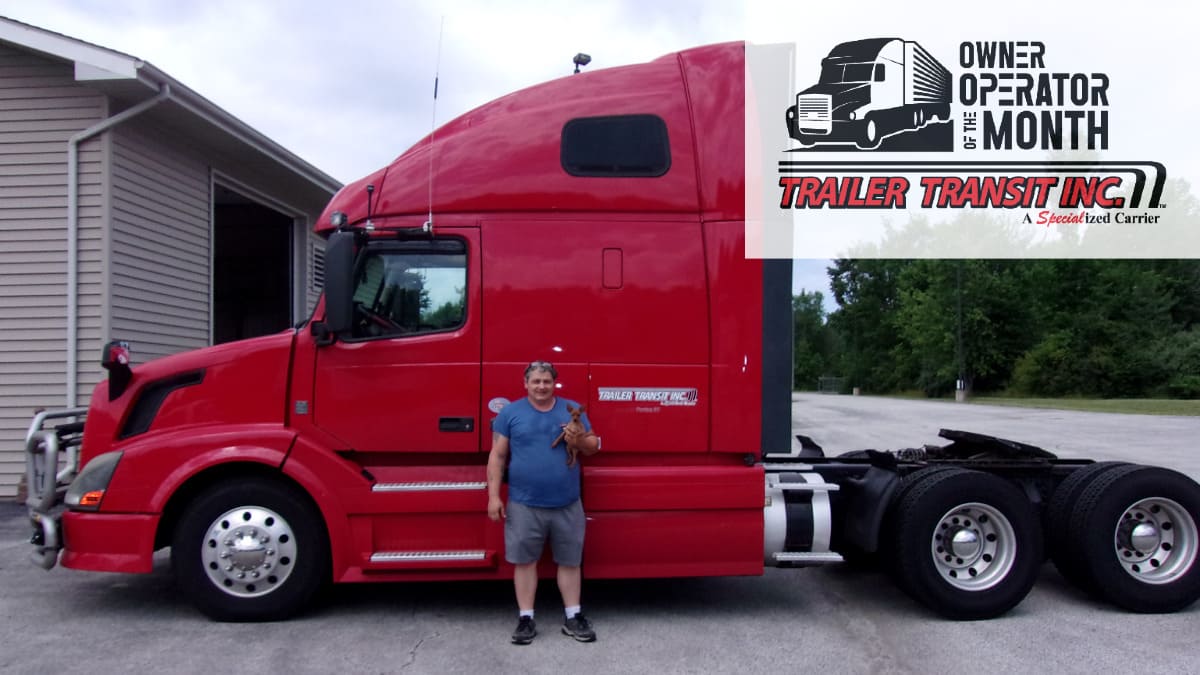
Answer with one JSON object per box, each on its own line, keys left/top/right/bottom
{"left": 2, "top": 394, "right": 1197, "bottom": 674}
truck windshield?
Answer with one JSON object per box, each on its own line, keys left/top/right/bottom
{"left": 819, "top": 63, "right": 876, "bottom": 84}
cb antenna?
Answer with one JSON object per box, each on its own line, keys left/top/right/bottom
{"left": 425, "top": 16, "right": 445, "bottom": 234}
{"left": 364, "top": 184, "right": 375, "bottom": 231}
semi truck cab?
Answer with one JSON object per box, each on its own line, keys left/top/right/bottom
{"left": 24, "top": 41, "right": 1200, "bottom": 622}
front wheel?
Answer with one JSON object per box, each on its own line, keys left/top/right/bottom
{"left": 172, "top": 478, "right": 329, "bottom": 621}
{"left": 891, "top": 469, "right": 1042, "bottom": 619}
{"left": 1068, "top": 465, "right": 1200, "bottom": 613}
{"left": 855, "top": 117, "right": 881, "bottom": 149}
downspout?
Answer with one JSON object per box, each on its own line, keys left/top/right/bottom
{"left": 66, "top": 83, "right": 171, "bottom": 407}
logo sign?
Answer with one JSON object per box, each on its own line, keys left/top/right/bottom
{"left": 785, "top": 38, "right": 953, "bottom": 152}
{"left": 746, "top": 3, "right": 1197, "bottom": 259}
{"left": 597, "top": 388, "right": 699, "bottom": 407}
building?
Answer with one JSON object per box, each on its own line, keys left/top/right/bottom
{"left": 1, "top": 16, "right": 341, "bottom": 497}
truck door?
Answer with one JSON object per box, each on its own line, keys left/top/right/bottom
{"left": 312, "top": 230, "right": 481, "bottom": 453}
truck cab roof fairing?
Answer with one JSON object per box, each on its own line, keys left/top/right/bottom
{"left": 316, "top": 42, "right": 746, "bottom": 235}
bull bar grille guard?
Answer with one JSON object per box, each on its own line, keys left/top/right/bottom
{"left": 24, "top": 407, "right": 87, "bottom": 569}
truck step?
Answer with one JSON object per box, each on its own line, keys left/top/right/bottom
{"left": 368, "top": 550, "right": 495, "bottom": 569}
{"left": 371, "top": 481, "right": 486, "bottom": 492}
{"left": 772, "top": 552, "right": 844, "bottom": 565}
{"left": 766, "top": 478, "right": 841, "bottom": 492}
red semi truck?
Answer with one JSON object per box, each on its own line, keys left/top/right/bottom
{"left": 23, "top": 42, "right": 1200, "bottom": 621}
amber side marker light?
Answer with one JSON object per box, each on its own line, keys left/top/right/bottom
{"left": 78, "top": 490, "right": 105, "bottom": 508}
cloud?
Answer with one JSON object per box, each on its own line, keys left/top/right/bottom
{"left": 2, "top": 0, "right": 743, "bottom": 182}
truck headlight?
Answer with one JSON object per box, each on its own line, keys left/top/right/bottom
{"left": 65, "top": 451, "right": 122, "bottom": 511}
{"left": 848, "top": 111, "right": 857, "bottom": 121}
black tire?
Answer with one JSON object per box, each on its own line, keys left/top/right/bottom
{"left": 856, "top": 117, "right": 881, "bottom": 149}
{"left": 172, "top": 478, "right": 329, "bottom": 621}
{"left": 891, "top": 469, "right": 1042, "bottom": 620}
{"left": 1067, "top": 464, "right": 1200, "bottom": 613}
{"left": 1044, "top": 461, "right": 1129, "bottom": 589}
{"left": 793, "top": 134, "right": 817, "bottom": 148}
{"left": 876, "top": 466, "right": 965, "bottom": 577}
{"left": 885, "top": 466, "right": 973, "bottom": 593}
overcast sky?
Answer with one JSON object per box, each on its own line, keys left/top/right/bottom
{"left": 0, "top": 0, "right": 836, "bottom": 307}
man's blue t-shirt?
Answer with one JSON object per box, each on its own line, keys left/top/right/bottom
{"left": 493, "top": 397, "right": 591, "bottom": 508}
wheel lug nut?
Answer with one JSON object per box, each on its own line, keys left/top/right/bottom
{"left": 260, "top": 537, "right": 270, "bottom": 544}
{"left": 252, "top": 571, "right": 260, "bottom": 578}
{"left": 237, "top": 572, "right": 245, "bottom": 579}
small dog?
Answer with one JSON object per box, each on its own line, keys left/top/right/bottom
{"left": 551, "top": 405, "right": 586, "bottom": 467}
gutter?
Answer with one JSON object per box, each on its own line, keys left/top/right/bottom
{"left": 138, "top": 64, "right": 343, "bottom": 195}
{"left": 65, "top": 84, "right": 171, "bottom": 407}
{"left": 64, "top": 63, "right": 342, "bottom": 407}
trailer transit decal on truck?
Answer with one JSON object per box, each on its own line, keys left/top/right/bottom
{"left": 597, "top": 387, "right": 699, "bottom": 407}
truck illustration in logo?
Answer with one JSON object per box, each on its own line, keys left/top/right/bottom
{"left": 786, "top": 38, "right": 952, "bottom": 150}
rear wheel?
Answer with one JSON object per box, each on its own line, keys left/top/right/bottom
{"left": 172, "top": 478, "right": 329, "bottom": 621}
{"left": 1068, "top": 465, "right": 1200, "bottom": 613}
{"left": 1045, "top": 461, "right": 1129, "bottom": 589}
{"left": 891, "top": 469, "right": 1042, "bottom": 619}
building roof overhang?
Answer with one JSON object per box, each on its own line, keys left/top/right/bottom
{"left": 0, "top": 16, "right": 343, "bottom": 202}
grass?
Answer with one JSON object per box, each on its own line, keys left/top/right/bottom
{"left": 966, "top": 396, "right": 1200, "bottom": 416}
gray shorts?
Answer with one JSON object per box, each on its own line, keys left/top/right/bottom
{"left": 505, "top": 500, "right": 586, "bottom": 567}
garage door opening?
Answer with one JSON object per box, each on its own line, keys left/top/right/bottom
{"left": 213, "top": 185, "right": 294, "bottom": 344}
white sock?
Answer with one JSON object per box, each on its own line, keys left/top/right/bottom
{"left": 565, "top": 605, "right": 581, "bottom": 619}
{"left": 520, "top": 610, "right": 534, "bottom": 619}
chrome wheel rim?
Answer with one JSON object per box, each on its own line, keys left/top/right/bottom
{"left": 201, "top": 506, "right": 297, "bottom": 598}
{"left": 930, "top": 502, "right": 1017, "bottom": 591}
{"left": 1112, "top": 497, "right": 1198, "bottom": 585}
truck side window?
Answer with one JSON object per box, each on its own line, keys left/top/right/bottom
{"left": 349, "top": 239, "right": 467, "bottom": 339}
{"left": 561, "top": 114, "right": 670, "bottom": 177}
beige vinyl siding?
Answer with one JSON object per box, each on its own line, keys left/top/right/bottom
{"left": 109, "top": 123, "right": 210, "bottom": 364}
{"left": 306, "top": 234, "right": 324, "bottom": 316}
{"left": 0, "top": 43, "right": 106, "bottom": 497}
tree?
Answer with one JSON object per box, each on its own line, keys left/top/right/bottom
{"left": 827, "top": 259, "right": 909, "bottom": 392}
{"left": 792, "top": 291, "right": 828, "bottom": 390}
{"left": 894, "top": 260, "right": 1035, "bottom": 396}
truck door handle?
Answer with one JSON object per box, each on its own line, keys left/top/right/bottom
{"left": 438, "top": 417, "right": 475, "bottom": 432}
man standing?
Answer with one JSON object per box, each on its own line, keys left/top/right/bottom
{"left": 487, "top": 361, "right": 601, "bottom": 645}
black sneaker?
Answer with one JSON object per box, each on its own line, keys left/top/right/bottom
{"left": 511, "top": 616, "right": 536, "bottom": 645}
{"left": 562, "top": 613, "right": 596, "bottom": 642}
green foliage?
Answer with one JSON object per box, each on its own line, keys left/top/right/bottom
{"left": 791, "top": 291, "right": 828, "bottom": 389}
{"left": 822, "top": 258, "right": 1200, "bottom": 399}
{"left": 826, "top": 259, "right": 908, "bottom": 392}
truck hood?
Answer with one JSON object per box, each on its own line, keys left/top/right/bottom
{"left": 83, "top": 330, "right": 296, "bottom": 461}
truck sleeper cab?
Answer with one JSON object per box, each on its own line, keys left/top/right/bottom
{"left": 24, "top": 41, "right": 1200, "bottom": 622}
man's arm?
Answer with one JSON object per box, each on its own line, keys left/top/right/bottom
{"left": 564, "top": 426, "right": 601, "bottom": 456}
{"left": 486, "top": 432, "right": 510, "bottom": 521}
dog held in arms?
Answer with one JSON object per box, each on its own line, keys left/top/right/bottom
{"left": 551, "top": 405, "right": 586, "bottom": 467}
